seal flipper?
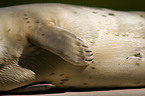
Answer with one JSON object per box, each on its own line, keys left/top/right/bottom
{"left": 28, "top": 25, "right": 93, "bottom": 66}
{"left": 0, "top": 63, "right": 35, "bottom": 91}
{"left": 10, "top": 83, "right": 55, "bottom": 93}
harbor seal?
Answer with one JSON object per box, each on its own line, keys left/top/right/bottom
{"left": 0, "top": 3, "right": 145, "bottom": 93}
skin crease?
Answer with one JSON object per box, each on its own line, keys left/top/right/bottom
{"left": 0, "top": 3, "right": 145, "bottom": 93}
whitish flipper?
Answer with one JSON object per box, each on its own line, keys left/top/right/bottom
{"left": 28, "top": 25, "right": 94, "bottom": 66}
{"left": 0, "top": 63, "right": 35, "bottom": 91}
{"left": 10, "top": 83, "right": 55, "bottom": 93}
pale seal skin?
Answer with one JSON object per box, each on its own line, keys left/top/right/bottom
{"left": 0, "top": 3, "right": 145, "bottom": 93}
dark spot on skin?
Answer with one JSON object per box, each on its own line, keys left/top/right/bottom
{"left": 0, "top": 64, "right": 4, "bottom": 69}
{"left": 83, "top": 83, "right": 88, "bottom": 85}
{"left": 142, "top": 37, "right": 145, "bottom": 39}
{"left": 92, "top": 11, "right": 98, "bottom": 14}
{"left": 134, "top": 53, "right": 142, "bottom": 58}
{"left": 7, "top": 29, "right": 11, "bottom": 32}
{"left": 126, "top": 57, "right": 129, "bottom": 59}
{"left": 24, "top": 14, "right": 27, "bottom": 16}
{"left": 102, "top": 15, "right": 107, "bottom": 17}
{"left": 36, "top": 21, "right": 40, "bottom": 23}
{"left": 49, "top": 73, "right": 55, "bottom": 75}
{"left": 91, "top": 67, "right": 95, "bottom": 69}
{"left": 60, "top": 82, "right": 65, "bottom": 84}
{"left": 108, "top": 13, "right": 115, "bottom": 16}
{"left": 26, "top": 21, "right": 30, "bottom": 23}
{"left": 122, "top": 34, "right": 129, "bottom": 37}
{"left": 118, "top": 64, "right": 120, "bottom": 65}
{"left": 61, "top": 78, "right": 69, "bottom": 81}
{"left": 114, "top": 34, "right": 119, "bottom": 36}
{"left": 41, "top": 34, "right": 45, "bottom": 36}
{"left": 17, "top": 39, "right": 21, "bottom": 41}
{"left": 140, "top": 15, "right": 144, "bottom": 17}
{"left": 73, "top": 12, "right": 78, "bottom": 14}
{"left": 60, "top": 74, "right": 64, "bottom": 76}
{"left": 89, "top": 77, "right": 92, "bottom": 79}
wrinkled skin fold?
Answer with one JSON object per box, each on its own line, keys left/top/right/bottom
{"left": 0, "top": 3, "right": 145, "bottom": 94}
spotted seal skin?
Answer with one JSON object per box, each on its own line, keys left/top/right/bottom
{"left": 0, "top": 3, "right": 145, "bottom": 93}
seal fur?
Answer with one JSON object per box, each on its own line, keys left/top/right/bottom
{"left": 0, "top": 3, "right": 145, "bottom": 92}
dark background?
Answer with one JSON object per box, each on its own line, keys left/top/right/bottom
{"left": 0, "top": 0, "right": 145, "bottom": 11}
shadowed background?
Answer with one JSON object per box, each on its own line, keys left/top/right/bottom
{"left": 0, "top": 0, "right": 145, "bottom": 11}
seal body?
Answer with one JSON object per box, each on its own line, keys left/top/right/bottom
{"left": 0, "top": 3, "right": 145, "bottom": 91}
